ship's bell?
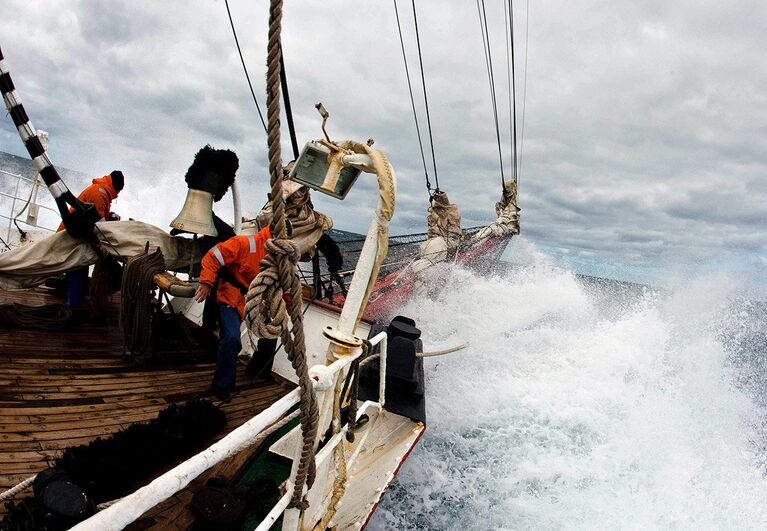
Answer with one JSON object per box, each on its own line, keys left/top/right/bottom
{"left": 170, "top": 189, "right": 218, "bottom": 237}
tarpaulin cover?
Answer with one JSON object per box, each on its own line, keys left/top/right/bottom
{"left": 0, "top": 220, "right": 201, "bottom": 290}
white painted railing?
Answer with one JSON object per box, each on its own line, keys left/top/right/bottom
{"left": 71, "top": 330, "right": 389, "bottom": 531}
{"left": 0, "top": 168, "right": 58, "bottom": 244}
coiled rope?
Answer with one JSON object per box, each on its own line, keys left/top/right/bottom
{"left": 0, "top": 303, "right": 72, "bottom": 329}
{"left": 243, "top": 0, "right": 319, "bottom": 511}
{"left": 121, "top": 247, "right": 165, "bottom": 358}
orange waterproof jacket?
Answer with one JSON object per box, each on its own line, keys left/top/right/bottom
{"left": 199, "top": 226, "right": 271, "bottom": 318}
{"left": 56, "top": 175, "right": 118, "bottom": 232}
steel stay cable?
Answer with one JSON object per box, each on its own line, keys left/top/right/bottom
{"left": 476, "top": 0, "right": 506, "bottom": 188}
{"left": 518, "top": 0, "right": 530, "bottom": 183}
{"left": 393, "top": 0, "right": 432, "bottom": 196}
{"left": 224, "top": 0, "right": 268, "bottom": 133}
{"left": 410, "top": 0, "right": 440, "bottom": 193}
{"left": 509, "top": 0, "right": 519, "bottom": 183}
{"left": 504, "top": 0, "right": 514, "bottom": 182}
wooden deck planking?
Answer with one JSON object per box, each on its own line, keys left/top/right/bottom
{"left": 0, "top": 288, "right": 293, "bottom": 523}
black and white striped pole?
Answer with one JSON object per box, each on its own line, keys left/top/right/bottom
{"left": 0, "top": 45, "right": 99, "bottom": 239}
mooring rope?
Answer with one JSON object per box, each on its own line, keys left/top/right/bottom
{"left": 243, "top": 0, "right": 319, "bottom": 511}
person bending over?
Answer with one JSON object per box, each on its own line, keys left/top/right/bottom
{"left": 194, "top": 225, "right": 278, "bottom": 401}
{"left": 57, "top": 170, "right": 125, "bottom": 307}
{"left": 57, "top": 170, "right": 124, "bottom": 231}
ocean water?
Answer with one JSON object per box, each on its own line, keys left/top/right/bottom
{"left": 368, "top": 240, "right": 767, "bottom": 530}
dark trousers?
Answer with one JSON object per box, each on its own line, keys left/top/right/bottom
{"left": 66, "top": 267, "right": 88, "bottom": 307}
{"left": 214, "top": 303, "right": 242, "bottom": 390}
{"left": 248, "top": 334, "right": 279, "bottom": 377}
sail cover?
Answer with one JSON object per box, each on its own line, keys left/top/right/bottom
{"left": 426, "top": 191, "right": 461, "bottom": 245}
{"left": 474, "top": 181, "right": 520, "bottom": 240}
{"left": 0, "top": 220, "right": 201, "bottom": 290}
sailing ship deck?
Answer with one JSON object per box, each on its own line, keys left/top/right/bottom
{"left": 0, "top": 288, "right": 293, "bottom": 525}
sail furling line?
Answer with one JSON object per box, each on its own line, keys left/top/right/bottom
{"left": 393, "top": 0, "right": 432, "bottom": 197}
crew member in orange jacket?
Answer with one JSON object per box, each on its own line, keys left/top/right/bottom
{"left": 194, "top": 225, "right": 279, "bottom": 400}
{"left": 56, "top": 170, "right": 124, "bottom": 232}
{"left": 57, "top": 170, "right": 124, "bottom": 307}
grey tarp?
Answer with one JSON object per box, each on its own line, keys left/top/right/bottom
{"left": 0, "top": 220, "right": 200, "bottom": 290}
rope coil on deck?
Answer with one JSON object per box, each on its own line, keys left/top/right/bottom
{"left": 121, "top": 246, "right": 166, "bottom": 358}
{"left": 243, "top": 0, "right": 319, "bottom": 511}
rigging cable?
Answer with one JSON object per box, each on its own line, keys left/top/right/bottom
{"left": 503, "top": 0, "right": 519, "bottom": 183}
{"left": 476, "top": 0, "right": 506, "bottom": 187}
{"left": 509, "top": 0, "right": 519, "bottom": 183}
{"left": 518, "top": 0, "right": 530, "bottom": 182}
{"left": 224, "top": 0, "right": 268, "bottom": 133}
{"left": 393, "top": 0, "right": 432, "bottom": 196}
{"left": 503, "top": 0, "right": 514, "bottom": 182}
{"left": 410, "top": 0, "right": 441, "bottom": 193}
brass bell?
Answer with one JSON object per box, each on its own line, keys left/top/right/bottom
{"left": 170, "top": 189, "right": 217, "bottom": 237}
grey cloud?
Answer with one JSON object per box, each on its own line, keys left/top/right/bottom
{"left": 2, "top": 0, "right": 767, "bottom": 282}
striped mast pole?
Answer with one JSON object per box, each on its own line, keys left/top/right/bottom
{"left": 0, "top": 45, "right": 99, "bottom": 239}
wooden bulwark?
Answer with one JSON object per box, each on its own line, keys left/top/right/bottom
{"left": 0, "top": 288, "right": 293, "bottom": 526}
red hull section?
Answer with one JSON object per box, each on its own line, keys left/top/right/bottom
{"left": 332, "top": 234, "right": 511, "bottom": 322}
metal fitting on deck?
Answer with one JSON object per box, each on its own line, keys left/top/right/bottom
{"left": 323, "top": 325, "right": 363, "bottom": 362}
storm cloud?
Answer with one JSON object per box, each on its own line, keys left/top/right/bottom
{"left": 2, "top": 0, "right": 766, "bottom": 282}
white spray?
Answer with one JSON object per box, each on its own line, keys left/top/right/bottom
{"left": 369, "top": 241, "right": 767, "bottom": 530}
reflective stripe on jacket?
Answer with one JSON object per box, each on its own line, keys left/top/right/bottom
{"left": 199, "top": 226, "right": 271, "bottom": 319}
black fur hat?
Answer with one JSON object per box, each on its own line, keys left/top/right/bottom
{"left": 184, "top": 145, "right": 239, "bottom": 202}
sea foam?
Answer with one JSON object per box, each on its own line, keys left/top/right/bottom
{"left": 369, "top": 240, "right": 767, "bottom": 530}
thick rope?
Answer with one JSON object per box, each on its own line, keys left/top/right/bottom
{"left": 336, "top": 141, "right": 396, "bottom": 328}
{"left": 312, "top": 376, "right": 347, "bottom": 531}
{"left": 0, "top": 303, "right": 72, "bottom": 329}
{"left": 0, "top": 475, "right": 35, "bottom": 502}
{"left": 121, "top": 247, "right": 165, "bottom": 358}
{"left": 243, "top": 0, "right": 318, "bottom": 511}
{"left": 417, "top": 343, "right": 468, "bottom": 357}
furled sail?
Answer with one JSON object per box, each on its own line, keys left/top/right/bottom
{"left": 253, "top": 169, "right": 332, "bottom": 260}
{"left": 473, "top": 180, "right": 520, "bottom": 240}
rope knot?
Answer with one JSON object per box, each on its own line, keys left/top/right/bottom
{"left": 289, "top": 496, "right": 311, "bottom": 511}
{"left": 265, "top": 237, "right": 299, "bottom": 263}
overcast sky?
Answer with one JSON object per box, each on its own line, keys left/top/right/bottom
{"left": 2, "top": 0, "right": 767, "bottom": 283}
